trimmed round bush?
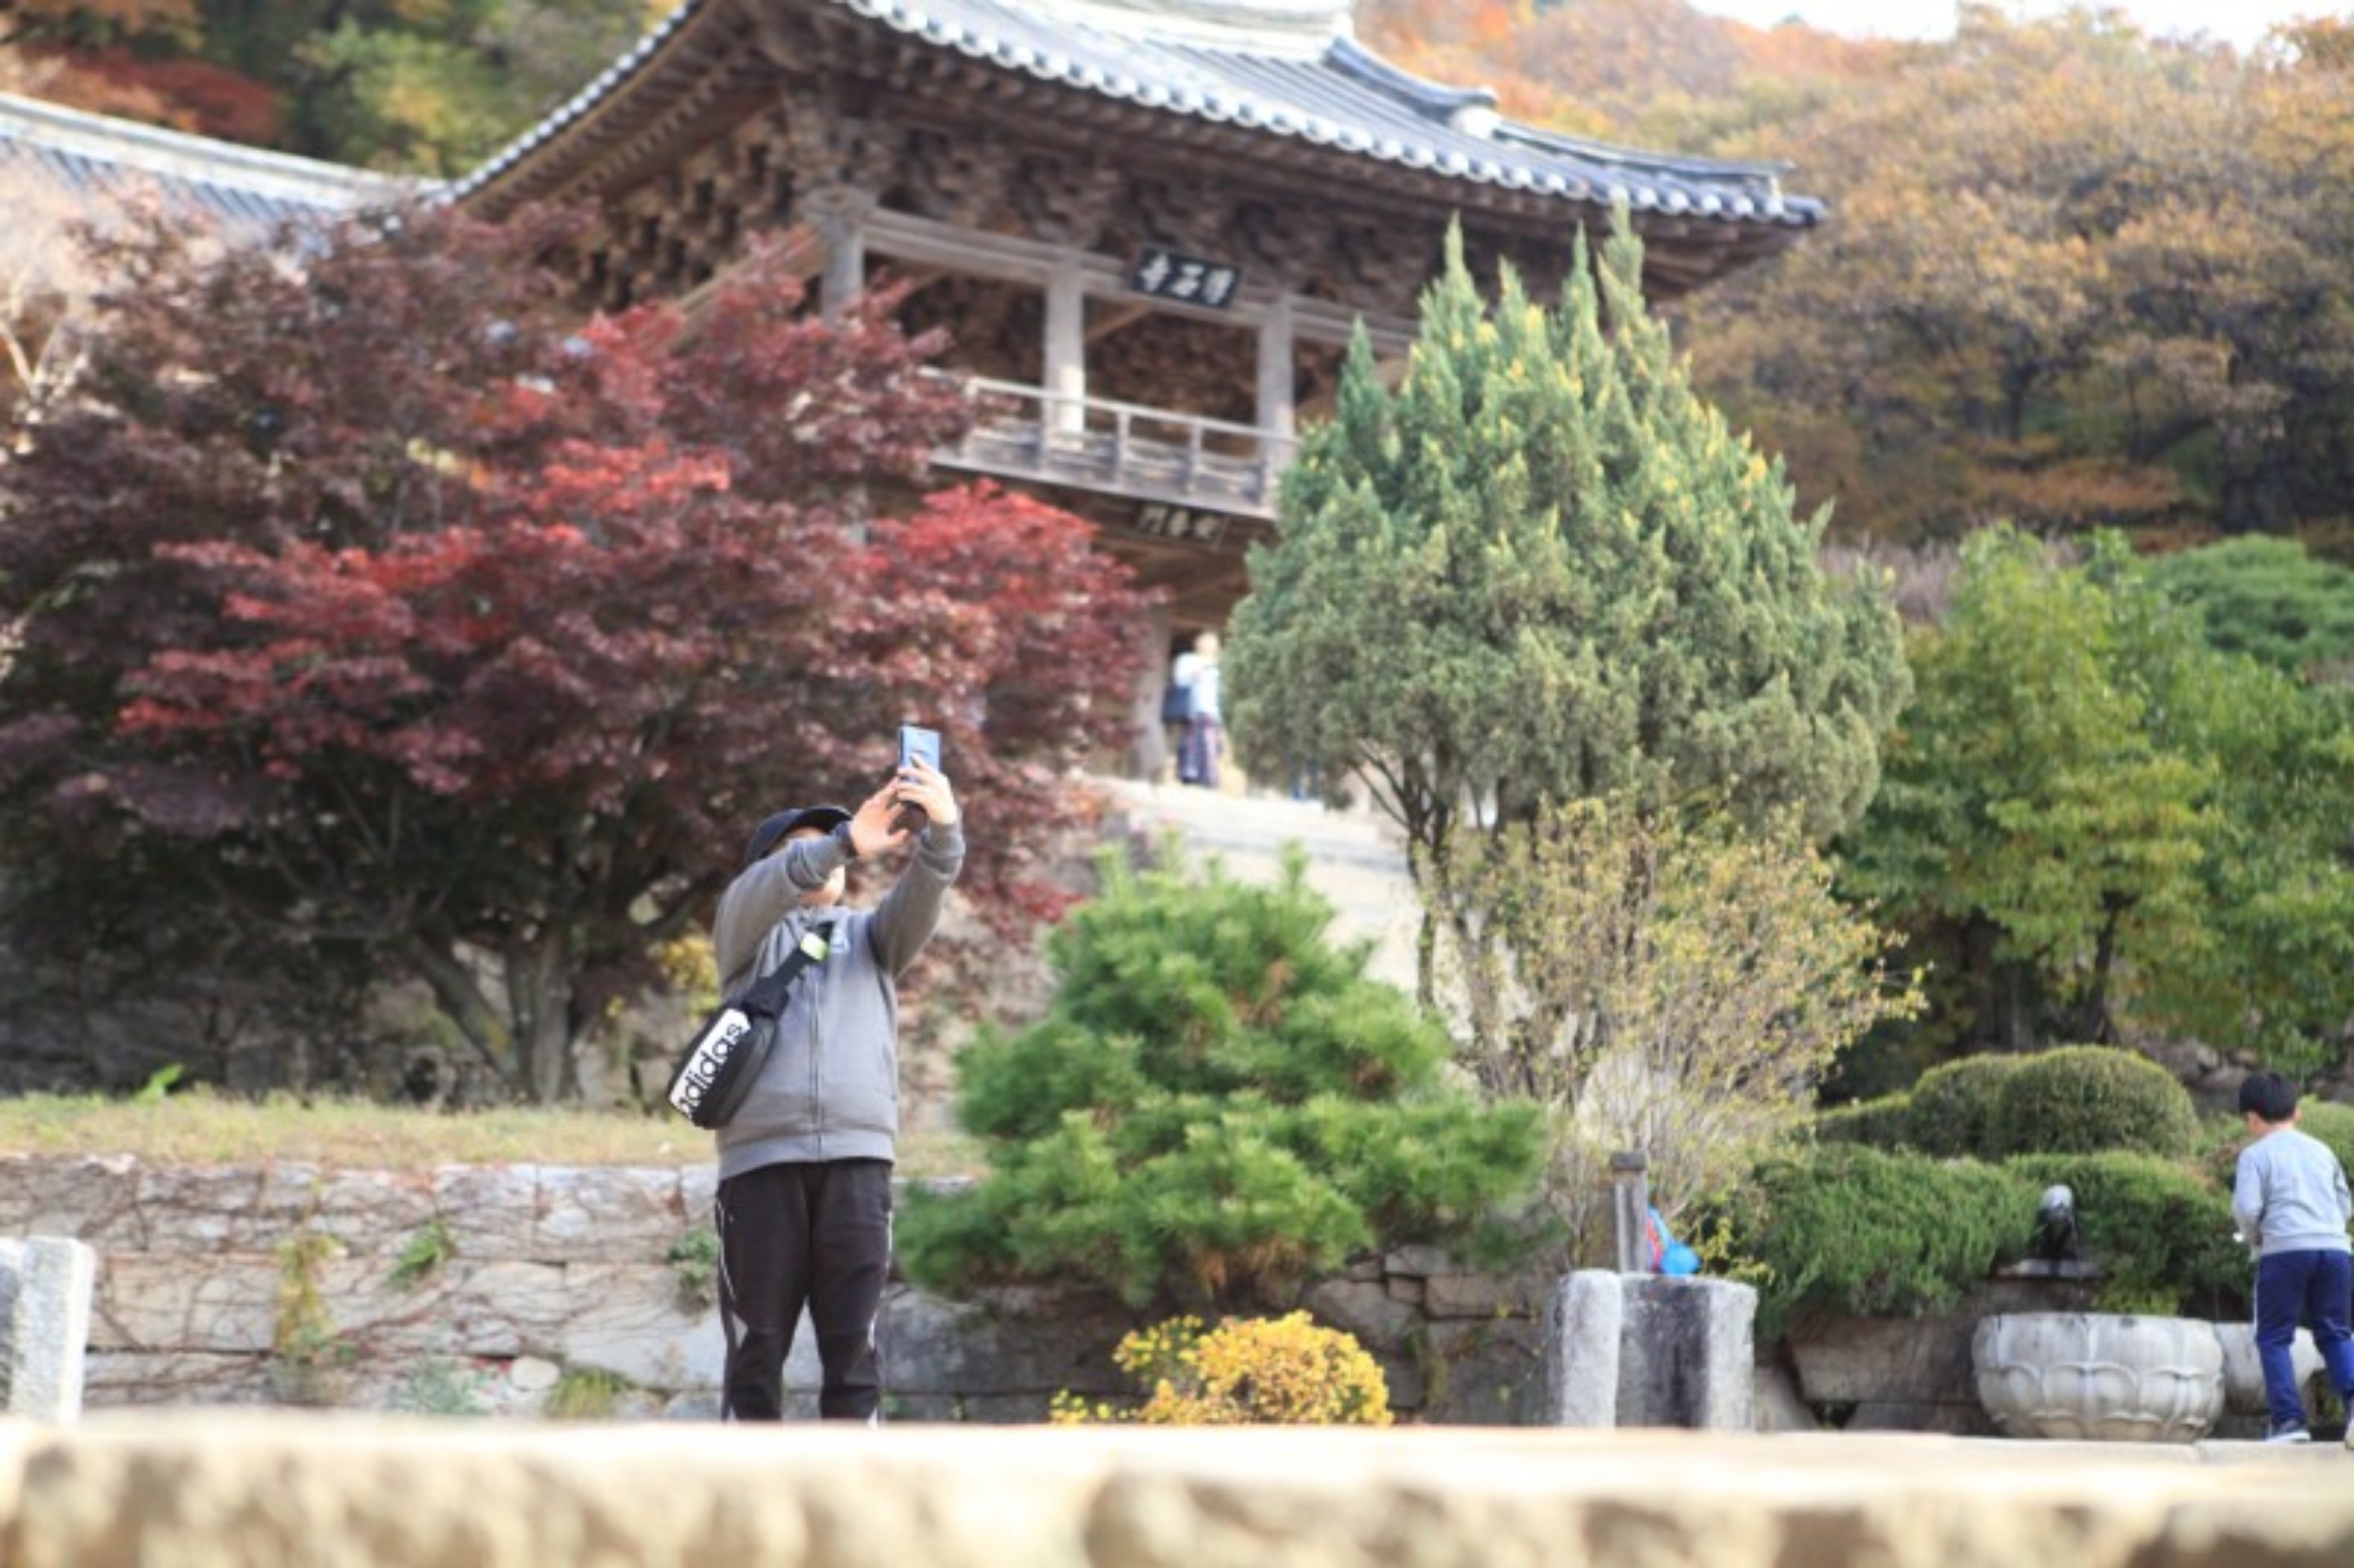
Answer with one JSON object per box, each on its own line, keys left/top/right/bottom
{"left": 1813, "top": 1093, "right": 1913, "bottom": 1150}
{"left": 1985, "top": 1046, "right": 2198, "bottom": 1160}
{"left": 1906, "top": 1054, "right": 2027, "bottom": 1158}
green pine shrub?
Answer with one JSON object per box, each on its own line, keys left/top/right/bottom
{"left": 898, "top": 848, "right": 1546, "bottom": 1311}
{"left": 1724, "top": 1145, "right": 2037, "bottom": 1340}
{"left": 1905, "top": 1054, "right": 2026, "bottom": 1158}
{"left": 2005, "top": 1153, "right": 2246, "bottom": 1318}
{"left": 1985, "top": 1046, "right": 2199, "bottom": 1159}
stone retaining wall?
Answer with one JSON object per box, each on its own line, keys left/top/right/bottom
{"left": 1782, "top": 1280, "right": 2098, "bottom": 1435}
{"left": 16, "top": 1153, "right": 2283, "bottom": 1434}
{"left": 0, "top": 1156, "right": 1550, "bottom": 1422}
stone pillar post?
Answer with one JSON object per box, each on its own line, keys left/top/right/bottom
{"left": 1616, "top": 1276, "right": 1758, "bottom": 1432}
{"left": 2, "top": 1235, "right": 97, "bottom": 1421}
{"left": 1541, "top": 1270, "right": 1624, "bottom": 1428}
{"left": 1136, "top": 600, "right": 1177, "bottom": 780}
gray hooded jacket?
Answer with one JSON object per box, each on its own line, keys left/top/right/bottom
{"left": 709, "top": 820, "right": 964, "bottom": 1179}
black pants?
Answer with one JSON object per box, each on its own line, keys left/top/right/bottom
{"left": 715, "top": 1159, "right": 893, "bottom": 1421}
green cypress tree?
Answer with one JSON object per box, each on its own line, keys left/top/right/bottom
{"left": 1226, "top": 208, "right": 1910, "bottom": 1002}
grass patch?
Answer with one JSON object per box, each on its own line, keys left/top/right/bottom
{"left": 0, "top": 1088, "right": 987, "bottom": 1177}
{"left": 667, "top": 1226, "right": 722, "bottom": 1310}
{"left": 390, "top": 1218, "right": 458, "bottom": 1289}
{"left": 395, "top": 1356, "right": 491, "bottom": 1417}
{"left": 546, "top": 1366, "right": 637, "bottom": 1421}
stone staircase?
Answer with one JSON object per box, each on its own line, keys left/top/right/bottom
{"left": 895, "top": 776, "right": 1426, "bottom": 1134}
{"left": 1090, "top": 776, "right": 1422, "bottom": 995}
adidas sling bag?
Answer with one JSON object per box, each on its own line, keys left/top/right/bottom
{"left": 664, "top": 918, "right": 834, "bottom": 1130}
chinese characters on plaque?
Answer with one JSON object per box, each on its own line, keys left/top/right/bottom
{"left": 1130, "top": 246, "right": 1241, "bottom": 309}
{"left": 1135, "top": 502, "right": 1232, "bottom": 546}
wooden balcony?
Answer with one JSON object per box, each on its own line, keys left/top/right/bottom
{"left": 929, "top": 377, "right": 1296, "bottom": 522}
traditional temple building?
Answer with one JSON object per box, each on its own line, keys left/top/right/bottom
{"left": 2, "top": 90, "right": 402, "bottom": 445}
{"left": 0, "top": 88, "right": 399, "bottom": 239}
{"left": 454, "top": 0, "right": 1823, "bottom": 635}
{"left": 5, "top": 7, "right": 1822, "bottom": 770}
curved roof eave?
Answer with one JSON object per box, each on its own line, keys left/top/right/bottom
{"left": 0, "top": 89, "right": 422, "bottom": 229}
{"left": 453, "top": 0, "right": 1824, "bottom": 229}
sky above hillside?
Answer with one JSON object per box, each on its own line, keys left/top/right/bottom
{"left": 1685, "top": 1, "right": 2336, "bottom": 50}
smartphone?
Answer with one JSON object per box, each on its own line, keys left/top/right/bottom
{"left": 895, "top": 723, "right": 942, "bottom": 828}
{"left": 897, "top": 723, "right": 942, "bottom": 774}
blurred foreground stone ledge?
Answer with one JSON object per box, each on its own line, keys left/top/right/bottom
{"left": 2, "top": 1415, "right": 2351, "bottom": 1568}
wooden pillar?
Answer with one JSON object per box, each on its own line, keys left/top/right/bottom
{"left": 809, "top": 187, "right": 870, "bottom": 324}
{"left": 1136, "top": 600, "right": 1178, "bottom": 781}
{"left": 1611, "top": 1151, "right": 1653, "bottom": 1275}
{"left": 1256, "top": 296, "right": 1298, "bottom": 441}
{"left": 1256, "top": 296, "right": 1297, "bottom": 495}
{"left": 1045, "top": 264, "right": 1087, "bottom": 435}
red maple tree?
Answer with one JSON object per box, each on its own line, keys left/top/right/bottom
{"left": 0, "top": 203, "right": 1146, "bottom": 1101}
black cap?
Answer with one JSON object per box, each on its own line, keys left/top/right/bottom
{"left": 743, "top": 804, "right": 852, "bottom": 867}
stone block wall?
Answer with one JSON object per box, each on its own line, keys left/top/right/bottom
{"left": 35, "top": 1153, "right": 2257, "bottom": 1434}
{"left": 1, "top": 1155, "right": 729, "bottom": 1414}
{"left": 1778, "top": 1279, "right": 2313, "bottom": 1441}
{"left": 0, "top": 1156, "right": 1554, "bottom": 1423}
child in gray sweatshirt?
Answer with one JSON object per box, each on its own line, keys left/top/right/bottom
{"left": 2232, "top": 1070, "right": 2354, "bottom": 1446}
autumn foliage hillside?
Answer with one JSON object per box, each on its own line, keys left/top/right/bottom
{"left": 1363, "top": 2, "right": 2354, "bottom": 554}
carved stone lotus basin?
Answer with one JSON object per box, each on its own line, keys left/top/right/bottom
{"left": 1972, "top": 1312, "right": 2225, "bottom": 1442}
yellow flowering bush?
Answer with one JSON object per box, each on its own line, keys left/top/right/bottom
{"left": 1049, "top": 1311, "right": 1392, "bottom": 1427}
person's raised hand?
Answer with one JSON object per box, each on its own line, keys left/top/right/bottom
{"left": 893, "top": 759, "right": 959, "bottom": 829}
{"left": 848, "top": 781, "right": 912, "bottom": 858}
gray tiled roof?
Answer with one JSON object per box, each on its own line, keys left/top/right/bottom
{"left": 455, "top": 0, "right": 1821, "bottom": 226}
{"left": 0, "top": 90, "right": 413, "bottom": 235}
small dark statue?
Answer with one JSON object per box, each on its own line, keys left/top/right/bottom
{"left": 2032, "top": 1183, "right": 2081, "bottom": 1263}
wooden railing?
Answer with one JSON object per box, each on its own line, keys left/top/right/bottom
{"left": 928, "top": 376, "right": 1297, "bottom": 520}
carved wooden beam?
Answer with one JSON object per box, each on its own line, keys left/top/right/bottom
{"left": 898, "top": 127, "right": 1018, "bottom": 229}
{"left": 1085, "top": 301, "right": 1156, "bottom": 344}
{"left": 1012, "top": 152, "right": 1127, "bottom": 251}
{"left": 843, "top": 204, "right": 1412, "bottom": 353}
